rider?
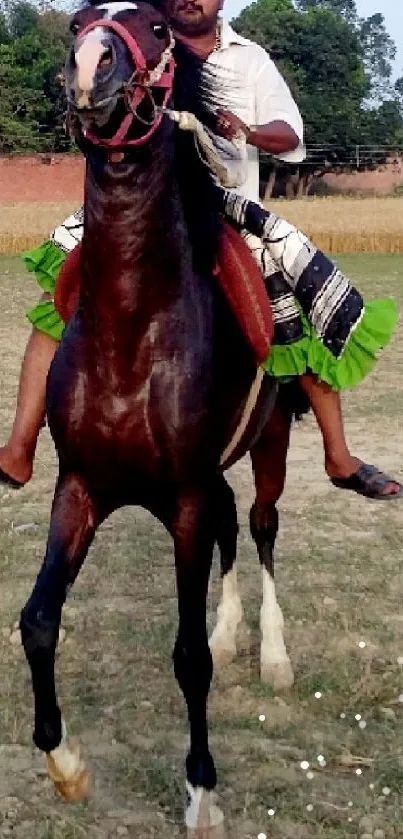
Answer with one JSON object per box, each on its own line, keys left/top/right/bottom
{"left": 0, "top": 0, "right": 401, "bottom": 500}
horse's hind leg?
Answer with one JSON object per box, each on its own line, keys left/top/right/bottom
{"left": 250, "top": 398, "right": 294, "bottom": 690}
{"left": 20, "top": 472, "right": 100, "bottom": 801}
{"left": 209, "top": 476, "right": 243, "bottom": 669}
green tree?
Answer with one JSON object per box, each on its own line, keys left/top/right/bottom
{"left": 359, "top": 13, "right": 396, "bottom": 102}
{"left": 0, "top": 41, "right": 48, "bottom": 152}
{"left": 295, "top": 0, "right": 357, "bottom": 23}
{"left": 0, "top": 11, "right": 9, "bottom": 42}
{"left": 8, "top": 0, "right": 39, "bottom": 38}
{"left": 395, "top": 76, "right": 403, "bottom": 110}
{"left": 0, "top": 2, "right": 71, "bottom": 151}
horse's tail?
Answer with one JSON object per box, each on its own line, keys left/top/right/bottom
{"left": 277, "top": 380, "right": 311, "bottom": 423}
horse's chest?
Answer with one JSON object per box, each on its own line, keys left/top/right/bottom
{"left": 63, "top": 346, "right": 211, "bottom": 478}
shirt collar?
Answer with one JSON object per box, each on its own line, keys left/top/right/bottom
{"left": 219, "top": 19, "right": 251, "bottom": 50}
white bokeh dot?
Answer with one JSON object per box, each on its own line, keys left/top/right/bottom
{"left": 268, "top": 809, "right": 275, "bottom": 817}
{"left": 359, "top": 720, "right": 367, "bottom": 730}
{"left": 300, "top": 760, "right": 310, "bottom": 771}
{"left": 258, "top": 833, "right": 267, "bottom": 839}
{"left": 340, "top": 712, "right": 346, "bottom": 719}
{"left": 355, "top": 714, "right": 362, "bottom": 721}
{"left": 259, "top": 714, "right": 266, "bottom": 722}
{"left": 382, "top": 787, "right": 391, "bottom": 796}
{"left": 314, "top": 691, "right": 322, "bottom": 699}
{"left": 306, "top": 804, "right": 313, "bottom": 812}
{"left": 306, "top": 771, "right": 314, "bottom": 780}
{"left": 356, "top": 768, "right": 363, "bottom": 776}
{"left": 358, "top": 641, "right": 366, "bottom": 649}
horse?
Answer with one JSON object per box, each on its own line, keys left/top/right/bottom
{"left": 19, "top": 0, "right": 294, "bottom": 832}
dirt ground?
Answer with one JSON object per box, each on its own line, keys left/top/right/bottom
{"left": 0, "top": 253, "right": 402, "bottom": 839}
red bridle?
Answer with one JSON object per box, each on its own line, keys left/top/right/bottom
{"left": 75, "top": 17, "right": 176, "bottom": 147}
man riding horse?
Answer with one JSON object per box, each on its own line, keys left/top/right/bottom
{"left": 0, "top": 0, "right": 401, "bottom": 502}
{"left": 14, "top": 0, "right": 402, "bottom": 830}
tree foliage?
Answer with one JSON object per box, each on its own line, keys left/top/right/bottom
{"left": 0, "top": 1, "right": 70, "bottom": 152}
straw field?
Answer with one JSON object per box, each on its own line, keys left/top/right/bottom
{"left": 264, "top": 196, "right": 403, "bottom": 254}
{"left": 0, "top": 203, "right": 76, "bottom": 256}
{"left": 1, "top": 195, "right": 403, "bottom": 255}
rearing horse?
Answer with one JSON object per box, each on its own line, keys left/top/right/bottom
{"left": 20, "top": 1, "right": 292, "bottom": 833}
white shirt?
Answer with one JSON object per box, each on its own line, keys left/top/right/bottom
{"left": 207, "top": 20, "right": 306, "bottom": 201}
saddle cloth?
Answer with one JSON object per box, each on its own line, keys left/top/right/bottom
{"left": 54, "top": 221, "right": 274, "bottom": 365}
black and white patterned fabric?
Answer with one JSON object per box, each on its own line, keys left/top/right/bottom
{"left": 217, "top": 187, "right": 364, "bottom": 358}
{"left": 51, "top": 208, "right": 84, "bottom": 253}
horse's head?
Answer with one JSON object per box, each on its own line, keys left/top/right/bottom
{"left": 65, "top": 0, "right": 175, "bottom": 148}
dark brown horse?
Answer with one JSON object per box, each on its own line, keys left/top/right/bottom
{"left": 20, "top": 1, "right": 294, "bottom": 832}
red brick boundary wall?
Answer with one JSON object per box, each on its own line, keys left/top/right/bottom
{"left": 0, "top": 155, "right": 84, "bottom": 203}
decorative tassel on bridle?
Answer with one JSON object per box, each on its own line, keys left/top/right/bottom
{"left": 159, "top": 107, "right": 247, "bottom": 189}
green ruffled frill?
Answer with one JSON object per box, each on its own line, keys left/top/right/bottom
{"left": 262, "top": 299, "right": 399, "bottom": 391}
{"left": 23, "top": 240, "right": 67, "bottom": 341}
{"left": 23, "top": 241, "right": 399, "bottom": 392}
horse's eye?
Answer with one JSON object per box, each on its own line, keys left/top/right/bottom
{"left": 152, "top": 22, "right": 168, "bottom": 39}
{"left": 70, "top": 21, "right": 81, "bottom": 36}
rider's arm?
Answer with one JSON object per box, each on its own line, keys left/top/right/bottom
{"left": 251, "top": 51, "right": 305, "bottom": 162}
{"left": 216, "top": 51, "right": 305, "bottom": 162}
{"left": 246, "top": 121, "right": 300, "bottom": 156}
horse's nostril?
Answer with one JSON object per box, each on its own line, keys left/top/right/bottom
{"left": 99, "top": 46, "right": 113, "bottom": 69}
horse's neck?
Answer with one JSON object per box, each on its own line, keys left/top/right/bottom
{"left": 80, "top": 133, "right": 189, "bottom": 327}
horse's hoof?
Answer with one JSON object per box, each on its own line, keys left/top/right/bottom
{"left": 187, "top": 823, "right": 226, "bottom": 839}
{"left": 209, "top": 637, "right": 237, "bottom": 668}
{"left": 47, "top": 738, "right": 91, "bottom": 801}
{"left": 260, "top": 657, "right": 294, "bottom": 691}
{"left": 186, "top": 785, "right": 226, "bottom": 838}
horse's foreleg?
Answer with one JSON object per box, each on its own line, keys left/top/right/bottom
{"left": 250, "top": 399, "right": 294, "bottom": 690}
{"left": 20, "top": 472, "right": 99, "bottom": 801}
{"left": 171, "top": 488, "right": 224, "bottom": 838}
{"left": 209, "top": 477, "right": 242, "bottom": 669}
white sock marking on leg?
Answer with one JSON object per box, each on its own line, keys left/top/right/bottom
{"left": 260, "top": 568, "right": 289, "bottom": 665}
{"left": 185, "top": 782, "right": 224, "bottom": 829}
{"left": 210, "top": 567, "right": 243, "bottom": 653}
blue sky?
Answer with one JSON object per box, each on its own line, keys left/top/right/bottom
{"left": 224, "top": 0, "right": 403, "bottom": 80}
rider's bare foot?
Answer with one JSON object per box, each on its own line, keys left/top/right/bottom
{"left": 0, "top": 445, "right": 33, "bottom": 488}
{"left": 326, "top": 455, "right": 402, "bottom": 498}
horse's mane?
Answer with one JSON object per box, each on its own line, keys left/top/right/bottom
{"left": 172, "top": 41, "right": 224, "bottom": 276}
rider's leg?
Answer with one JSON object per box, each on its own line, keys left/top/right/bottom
{"left": 0, "top": 303, "right": 59, "bottom": 486}
{"left": 300, "top": 373, "right": 401, "bottom": 496}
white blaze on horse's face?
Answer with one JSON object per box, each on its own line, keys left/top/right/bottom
{"left": 97, "top": 1, "right": 138, "bottom": 17}
{"left": 75, "top": 28, "right": 109, "bottom": 108}
{"left": 74, "top": 3, "right": 139, "bottom": 109}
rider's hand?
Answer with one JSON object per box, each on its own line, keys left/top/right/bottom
{"left": 216, "top": 110, "right": 250, "bottom": 142}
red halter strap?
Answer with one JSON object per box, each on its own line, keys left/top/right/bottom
{"left": 76, "top": 17, "right": 175, "bottom": 148}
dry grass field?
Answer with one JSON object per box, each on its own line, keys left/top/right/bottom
{"left": 264, "top": 197, "right": 403, "bottom": 254}
{"left": 1, "top": 196, "right": 403, "bottom": 254}
{"left": 0, "top": 252, "right": 402, "bottom": 839}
